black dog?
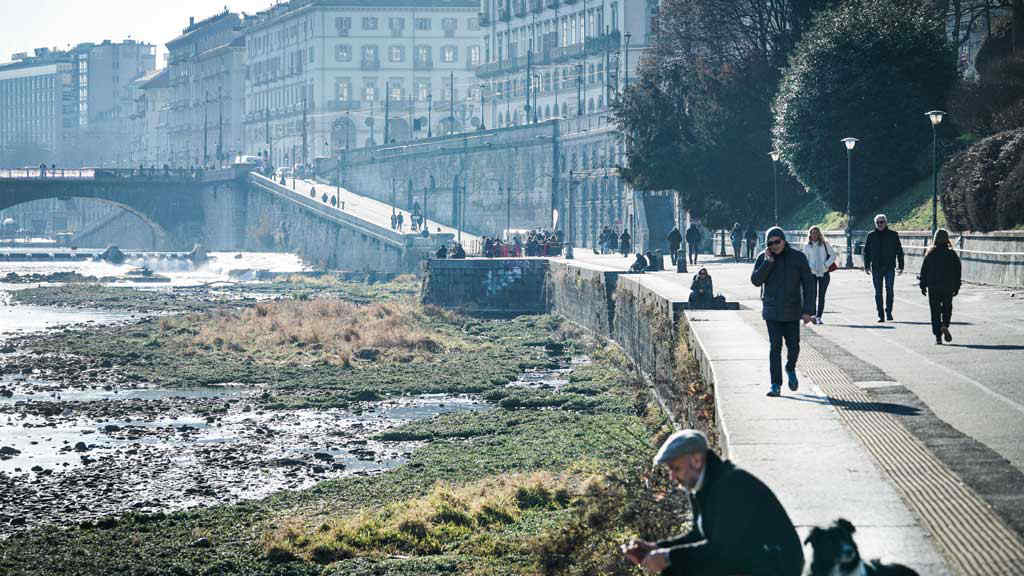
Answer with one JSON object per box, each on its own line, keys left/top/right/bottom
{"left": 804, "top": 518, "right": 920, "bottom": 576}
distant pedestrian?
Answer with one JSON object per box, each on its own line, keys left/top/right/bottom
{"left": 435, "top": 244, "right": 448, "bottom": 259}
{"left": 730, "top": 222, "right": 743, "bottom": 262}
{"left": 311, "top": 186, "right": 316, "bottom": 199}
{"left": 803, "top": 226, "right": 836, "bottom": 324}
{"left": 450, "top": 242, "right": 466, "bottom": 259}
{"left": 751, "top": 227, "right": 815, "bottom": 397}
{"left": 667, "top": 226, "right": 683, "bottom": 265}
{"left": 688, "top": 268, "right": 714, "bottom": 307}
{"left": 862, "top": 214, "right": 905, "bottom": 322}
{"left": 919, "top": 229, "right": 961, "bottom": 345}
{"left": 619, "top": 229, "right": 632, "bottom": 257}
{"left": 629, "top": 253, "right": 648, "bottom": 273}
{"left": 744, "top": 226, "right": 758, "bottom": 261}
{"left": 321, "top": 192, "right": 328, "bottom": 204}
{"left": 685, "top": 224, "right": 702, "bottom": 265}
{"left": 397, "top": 212, "right": 404, "bottom": 231}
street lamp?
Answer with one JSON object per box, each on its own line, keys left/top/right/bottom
{"left": 479, "top": 83, "right": 487, "bottom": 130}
{"left": 925, "top": 110, "right": 945, "bottom": 237}
{"left": 841, "top": 137, "right": 858, "bottom": 269}
{"left": 769, "top": 149, "right": 781, "bottom": 225}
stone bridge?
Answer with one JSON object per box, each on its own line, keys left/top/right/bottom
{"left": 0, "top": 167, "right": 448, "bottom": 273}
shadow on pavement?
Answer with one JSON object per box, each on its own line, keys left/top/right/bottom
{"left": 778, "top": 393, "right": 921, "bottom": 415}
{"left": 890, "top": 321, "right": 973, "bottom": 326}
{"left": 942, "top": 344, "right": 1024, "bottom": 351}
{"left": 827, "top": 324, "right": 896, "bottom": 329}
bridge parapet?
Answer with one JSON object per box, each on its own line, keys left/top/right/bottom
{"left": 0, "top": 166, "right": 251, "bottom": 183}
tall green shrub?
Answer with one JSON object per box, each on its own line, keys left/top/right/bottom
{"left": 773, "top": 0, "right": 958, "bottom": 215}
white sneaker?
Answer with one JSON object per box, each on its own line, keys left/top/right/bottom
{"left": 815, "top": 316, "right": 823, "bottom": 324}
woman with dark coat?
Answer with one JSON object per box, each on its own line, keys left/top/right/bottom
{"left": 919, "top": 229, "right": 962, "bottom": 345}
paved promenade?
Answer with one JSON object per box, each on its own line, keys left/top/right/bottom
{"left": 563, "top": 250, "right": 1024, "bottom": 575}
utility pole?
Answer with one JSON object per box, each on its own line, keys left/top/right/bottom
{"left": 624, "top": 32, "right": 632, "bottom": 91}
{"left": 203, "top": 92, "right": 209, "bottom": 166}
{"left": 217, "top": 85, "right": 223, "bottom": 166}
{"left": 384, "top": 81, "right": 391, "bottom": 144}
{"left": 526, "top": 38, "right": 532, "bottom": 123}
{"left": 479, "top": 83, "right": 486, "bottom": 130}
{"left": 576, "top": 63, "right": 584, "bottom": 116}
{"left": 265, "top": 108, "right": 271, "bottom": 169}
{"left": 449, "top": 71, "right": 455, "bottom": 135}
{"left": 301, "top": 89, "right": 308, "bottom": 167}
{"left": 408, "top": 95, "right": 414, "bottom": 141}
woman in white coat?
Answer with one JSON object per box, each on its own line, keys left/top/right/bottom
{"left": 803, "top": 226, "right": 836, "bottom": 324}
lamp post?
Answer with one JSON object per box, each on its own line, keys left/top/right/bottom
{"left": 769, "top": 149, "right": 781, "bottom": 225}
{"left": 623, "top": 33, "right": 632, "bottom": 91}
{"left": 479, "top": 83, "right": 486, "bottom": 130}
{"left": 842, "top": 137, "right": 858, "bottom": 269}
{"left": 926, "top": 110, "right": 945, "bottom": 237}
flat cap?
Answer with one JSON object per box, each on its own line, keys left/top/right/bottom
{"left": 653, "top": 429, "right": 709, "bottom": 465}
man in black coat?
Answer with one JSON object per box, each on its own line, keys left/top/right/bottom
{"left": 685, "top": 225, "right": 702, "bottom": 265}
{"left": 862, "top": 214, "right": 905, "bottom": 322}
{"left": 751, "top": 227, "right": 815, "bottom": 396}
{"left": 623, "top": 430, "right": 804, "bottom": 576}
{"left": 668, "top": 227, "right": 683, "bottom": 265}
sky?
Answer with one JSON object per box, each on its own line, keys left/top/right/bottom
{"left": 0, "top": 0, "right": 276, "bottom": 66}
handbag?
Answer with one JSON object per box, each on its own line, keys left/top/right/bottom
{"left": 825, "top": 244, "right": 838, "bottom": 273}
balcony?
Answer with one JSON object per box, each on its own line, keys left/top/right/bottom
{"left": 585, "top": 31, "right": 621, "bottom": 54}
{"left": 326, "top": 100, "right": 361, "bottom": 112}
{"left": 360, "top": 58, "right": 380, "bottom": 71}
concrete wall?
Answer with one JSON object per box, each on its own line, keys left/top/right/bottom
{"left": 421, "top": 258, "right": 549, "bottom": 315}
{"left": 421, "top": 258, "right": 700, "bottom": 428}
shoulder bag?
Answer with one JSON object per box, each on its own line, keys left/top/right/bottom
{"left": 826, "top": 244, "right": 838, "bottom": 273}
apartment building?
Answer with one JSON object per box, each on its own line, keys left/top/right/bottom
{"left": 242, "top": 0, "right": 483, "bottom": 167}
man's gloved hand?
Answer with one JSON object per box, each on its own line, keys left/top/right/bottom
{"left": 921, "top": 287, "right": 927, "bottom": 296}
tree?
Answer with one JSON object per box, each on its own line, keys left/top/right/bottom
{"left": 773, "top": 0, "right": 958, "bottom": 214}
{"left": 941, "top": 127, "right": 1024, "bottom": 230}
{"left": 614, "top": 0, "right": 837, "bottom": 228}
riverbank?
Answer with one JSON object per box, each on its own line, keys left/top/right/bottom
{"left": 0, "top": 276, "right": 705, "bottom": 575}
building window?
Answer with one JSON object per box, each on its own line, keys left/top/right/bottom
{"left": 389, "top": 17, "right": 405, "bottom": 37}
{"left": 362, "top": 17, "right": 378, "bottom": 30}
{"left": 389, "top": 45, "right": 405, "bottom": 63}
{"left": 441, "top": 17, "right": 456, "bottom": 37}
{"left": 388, "top": 80, "right": 403, "bottom": 101}
{"left": 335, "top": 17, "right": 351, "bottom": 36}
{"left": 363, "top": 81, "right": 377, "bottom": 101}
{"left": 335, "top": 78, "right": 351, "bottom": 101}
{"left": 468, "top": 17, "right": 480, "bottom": 32}
{"left": 442, "top": 45, "right": 457, "bottom": 63}
{"left": 335, "top": 44, "right": 352, "bottom": 62}
{"left": 415, "top": 79, "right": 430, "bottom": 101}
{"left": 416, "top": 45, "right": 431, "bottom": 65}
{"left": 417, "top": 18, "right": 432, "bottom": 31}
{"left": 469, "top": 46, "right": 481, "bottom": 67}
{"left": 309, "top": 46, "right": 315, "bottom": 64}
{"left": 362, "top": 45, "right": 379, "bottom": 61}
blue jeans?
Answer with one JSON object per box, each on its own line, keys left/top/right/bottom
{"left": 871, "top": 268, "right": 896, "bottom": 318}
{"left": 766, "top": 320, "right": 800, "bottom": 388}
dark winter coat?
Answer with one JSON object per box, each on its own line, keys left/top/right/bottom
{"left": 919, "top": 246, "right": 962, "bottom": 293}
{"left": 668, "top": 228, "right": 683, "bottom": 248}
{"left": 750, "top": 245, "right": 815, "bottom": 322}
{"left": 656, "top": 451, "right": 804, "bottom": 576}
{"left": 685, "top": 226, "right": 702, "bottom": 244}
{"left": 863, "top": 228, "right": 905, "bottom": 272}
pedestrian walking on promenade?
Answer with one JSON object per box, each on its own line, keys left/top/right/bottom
{"left": 622, "top": 430, "right": 804, "bottom": 576}
{"left": 667, "top": 226, "right": 683, "bottom": 265}
{"left": 730, "top": 222, "right": 743, "bottom": 262}
{"left": 803, "top": 226, "right": 837, "bottom": 324}
{"left": 751, "top": 227, "right": 815, "bottom": 397}
{"left": 744, "top": 225, "right": 758, "bottom": 261}
{"left": 863, "top": 214, "right": 905, "bottom": 322}
{"left": 620, "top": 229, "right": 632, "bottom": 257}
{"left": 686, "top": 224, "right": 702, "bottom": 265}
{"left": 919, "top": 229, "right": 961, "bottom": 345}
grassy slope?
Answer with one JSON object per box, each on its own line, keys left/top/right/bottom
{"left": 783, "top": 177, "right": 948, "bottom": 232}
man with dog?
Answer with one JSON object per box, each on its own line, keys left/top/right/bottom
{"left": 623, "top": 429, "right": 804, "bottom": 576}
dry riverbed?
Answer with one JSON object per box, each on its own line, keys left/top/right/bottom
{"left": 0, "top": 277, "right": 698, "bottom": 575}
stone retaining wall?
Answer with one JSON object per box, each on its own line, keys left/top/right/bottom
{"left": 421, "top": 258, "right": 549, "bottom": 315}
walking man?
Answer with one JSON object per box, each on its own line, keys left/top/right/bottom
{"left": 667, "top": 226, "right": 683, "bottom": 266}
{"left": 730, "top": 222, "right": 743, "bottom": 262}
{"left": 619, "top": 229, "right": 632, "bottom": 257}
{"left": 685, "top": 224, "right": 702, "bottom": 266}
{"left": 622, "top": 429, "right": 804, "bottom": 576}
{"left": 750, "top": 227, "right": 815, "bottom": 397}
{"left": 862, "top": 214, "right": 905, "bottom": 322}
{"left": 744, "top": 225, "right": 758, "bottom": 261}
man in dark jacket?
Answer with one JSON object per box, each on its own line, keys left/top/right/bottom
{"left": 685, "top": 225, "right": 702, "bottom": 265}
{"left": 620, "top": 229, "right": 632, "bottom": 257}
{"left": 862, "top": 214, "right": 905, "bottom": 322}
{"left": 668, "top": 227, "right": 683, "bottom": 265}
{"left": 623, "top": 430, "right": 803, "bottom": 576}
{"left": 919, "top": 229, "right": 962, "bottom": 344}
{"left": 751, "top": 227, "right": 815, "bottom": 396}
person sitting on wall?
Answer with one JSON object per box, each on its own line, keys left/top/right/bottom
{"left": 450, "top": 243, "right": 466, "bottom": 259}
{"left": 630, "top": 253, "right": 648, "bottom": 273}
{"left": 435, "top": 244, "right": 448, "bottom": 259}
{"left": 689, "top": 268, "right": 714, "bottom": 308}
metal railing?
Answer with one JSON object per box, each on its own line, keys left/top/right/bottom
{"left": 0, "top": 167, "right": 205, "bottom": 181}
